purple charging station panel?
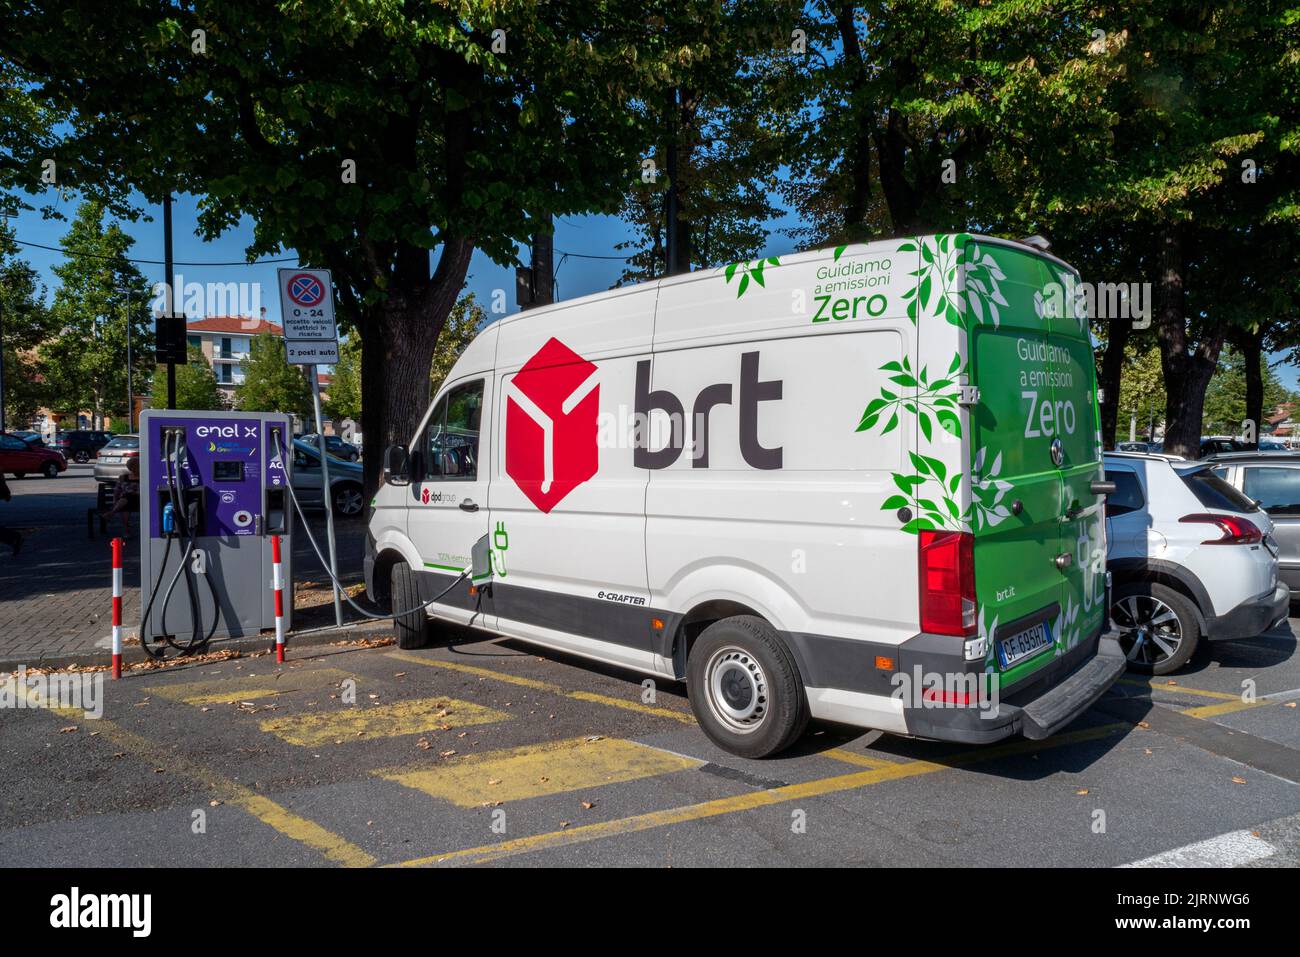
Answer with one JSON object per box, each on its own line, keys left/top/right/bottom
{"left": 147, "top": 414, "right": 291, "bottom": 538}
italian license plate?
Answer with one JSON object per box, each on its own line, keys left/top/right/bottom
{"left": 101, "top": 456, "right": 121, "bottom": 464}
{"left": 998, "top": 621, "right": 1052, "bottom": 668}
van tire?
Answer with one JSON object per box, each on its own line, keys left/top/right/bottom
{"left": 1111, "top": 581, "right": 1200, "bottom": 675}
{"left": 687, "top": 616, "right": 809, "bottom": 759}
{"left": 391, "top": 560, "right": 430, "bottom": 649}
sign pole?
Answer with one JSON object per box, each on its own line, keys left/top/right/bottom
{"left": 309, "top": 365, "right": 344, "bottom": 628}
{"left": 278, "top": 267, "right": 344, "bottom": 629}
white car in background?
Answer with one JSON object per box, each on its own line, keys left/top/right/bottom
{"left": 1103, "top": 452, "right": 1289, "bottom": 674}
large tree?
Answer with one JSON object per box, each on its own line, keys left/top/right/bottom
{"left": 0, "top": 0, "right": 695, "bottom": 494}
{"left": 38, "top": 201, "right": 152, "bottom": 429}
{"left": 0, "top": 219, "right": 54, "bottom": 429}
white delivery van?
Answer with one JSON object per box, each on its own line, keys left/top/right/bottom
{"left": 366, "top": 233, "right": 1126, "bottom": 758}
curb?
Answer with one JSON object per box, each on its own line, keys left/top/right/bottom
{"left": 0, "top": 618, "right": 395, "bottom": 673}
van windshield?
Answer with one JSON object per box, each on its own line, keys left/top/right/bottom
{"left": 1179, "top": 467, "right": 1257, "bottom": 513}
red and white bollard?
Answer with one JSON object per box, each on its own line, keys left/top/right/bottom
{"left": 111, "top": 537, "right": 124, "bottom": 679}
{"left": 272, "top": 534, "right": 285, "bottom": 663}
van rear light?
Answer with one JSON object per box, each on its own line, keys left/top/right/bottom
{"left": 919, "top": 530, "right": 976, "bottom": 636}
{"left": 1178, "top": 513, "right": 1262, "bottom": 545}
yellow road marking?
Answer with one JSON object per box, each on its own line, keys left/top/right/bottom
{"left": 22, "top": 686, "right": 374, "bottom": 867}
{"left": 146, "top": 667, "right": 356, "bottom": 706}
{"left": 376, "top": 737, "right": 701, "bottom": 807}
{"left": 396, "top": 722, "right": 1128, "bottom": 866}
{"left": 821, "top": 748, "right": 902, "bottom": 769}
{"left": 388, "top": 651, "right": 695, "bottom": 724}
{"left": 1116, "top": 676, "right": 1241, "bottom": 701}
{"left": 259, "top": 697, "right": 510, "bottom": 747}
{"left": 1183, "top": 699, "right": 1268, "bottom": 719}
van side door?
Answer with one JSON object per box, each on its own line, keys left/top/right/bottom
{"left": 406, "top": 376, "right": 494, "bottom": 627}
{"left": 485, "top": 289, "right": 657, "bottom": 672}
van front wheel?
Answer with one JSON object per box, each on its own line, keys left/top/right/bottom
{"left": 391, "top": 560, "right": 431, "bottom": 649}
{"left": 687, "top": 616, "right": 808, "bottom": 759}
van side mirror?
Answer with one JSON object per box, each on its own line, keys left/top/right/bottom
{"left": 383, "top": 444, "right": 411, "bottom": 486}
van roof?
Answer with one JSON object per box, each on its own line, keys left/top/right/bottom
{"left": 497, "top": 232, "right": 1080, "bottom": 330}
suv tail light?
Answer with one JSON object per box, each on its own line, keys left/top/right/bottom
{"left": 919, "top": 530, "right": 976, "bottom": 636}
{"left": 1179, "top": 512, "right": 1262, "bottom": 545}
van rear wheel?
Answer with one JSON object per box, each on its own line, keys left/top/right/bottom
{"left": 390, "top": 560, "right": 430, "bottom": 649}
{"left": 687, "top": 616, "right": 808, "bottom": 759}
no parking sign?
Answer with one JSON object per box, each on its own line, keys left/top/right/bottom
{"left": 277, "top": 268, "right": 339, "bottom": 365}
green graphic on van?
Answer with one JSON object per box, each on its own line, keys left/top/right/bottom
{"left": 856, "top": 353, "right": 963, "bottom": 442}
{"left": 724, "top": 256, "right": 781, "bottom": 298}
{"left": 880, "top": 451, "right": 967, "bottom": 534}
{"left": 898, "top": 234, "right": 1009, "bottom": 330}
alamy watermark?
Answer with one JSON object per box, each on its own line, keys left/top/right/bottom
{"left": 1, "top": 665, "right": 103, "bottom": 719}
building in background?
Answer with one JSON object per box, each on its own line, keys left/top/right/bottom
{"left": 185, "top": 313, "right": 282, "bottom": 404}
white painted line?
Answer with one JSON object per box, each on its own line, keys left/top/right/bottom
{"left": 1121, "top": 829, "right": 1277, "bottom": 868}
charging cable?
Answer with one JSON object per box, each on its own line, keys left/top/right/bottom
{"left": 270, "top": 431, "right": 471, "bottom": 620}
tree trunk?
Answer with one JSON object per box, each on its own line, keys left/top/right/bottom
{"left": 1240, "top": 330, "right": 1263, "bottom": 448}
{"left": 1097, "top": 319, "right": 1130, "bottom": 449}
{"left": 1154, "top": 225, "right": 1223, "bottom": 458}
{"left": 835, "top": 5, "right": 874, "bottom": 243}
{"left": 359, "top": 238, "right": 474, "bottom": 500}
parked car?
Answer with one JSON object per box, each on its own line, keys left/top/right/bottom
{"left": 291, "top": 439, "right": 365, "bottom": 516}
{"left": 299, "top": 433, "right": 361, "bottom": 462}
{"left": 368, "top": 233, "right": 1127, "bottom": 758}
{"left": 10, "top": 430, "right": 46, "bottom": 447}
{"left": 1116, "top": 441, "right": 1154, "bottom": 453}
{"left": 53, "top": 429, "right": 113, "bottom": 463}
{"left": 92, "top": 434, "right": 140, "bottom": 484}
{"left": 1200, "top": 435, "right": 1247, "bottom": 457}
{"left": 0, "top": 432, "right": 67, "bottom": 479}
{"left": 1103, "top": 451, "right": 1289, "bottom": 674}
{"left": 1206, "top": 452, "right": 1300, "bottom": 601}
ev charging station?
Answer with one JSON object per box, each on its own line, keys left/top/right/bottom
{"left": 139, "top": 409, "right": 294, "bottom": 655}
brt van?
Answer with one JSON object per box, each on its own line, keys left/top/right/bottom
{"left": 367, "top": 233, "right": 1126, "bottom": 758}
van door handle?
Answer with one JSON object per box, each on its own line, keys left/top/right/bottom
{"left": 459, "top": 499, "right": 479, "bottom": 513}
{"left": 1054, "top": 552, "right": 1073, "bottom": 570}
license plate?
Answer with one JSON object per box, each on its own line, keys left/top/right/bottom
{"left": 998, "top": 621, "right": 1052, "bottom": 668}
{"left": 101, "top": 456, "right": 122, "bottom": 464}
{"left": 1265, "top": 535, "right": 1279, "bottom": 558}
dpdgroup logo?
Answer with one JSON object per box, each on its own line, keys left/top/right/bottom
{"left": 505, "top": 337, "right": 600, "bottom": 513}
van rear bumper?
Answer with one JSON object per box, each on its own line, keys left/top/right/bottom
{"left": 899, "top": 631, "right": 1126, "bottom": 745}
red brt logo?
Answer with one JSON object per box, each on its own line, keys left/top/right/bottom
{"left": 505, "top": 337, "right": 600, "bottom": 513}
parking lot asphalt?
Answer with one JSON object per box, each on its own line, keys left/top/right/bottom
{"left": 2, "top": 614, "right": 1298, "bottom": 868}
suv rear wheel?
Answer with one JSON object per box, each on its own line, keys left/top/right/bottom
{"left": 1111, "top": 581, "right": 1200, "bottom": 675}
{"left": 687, "top": 616, "right": 808, "bottom": 758}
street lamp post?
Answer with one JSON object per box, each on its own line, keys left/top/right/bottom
{"left": 116, "top": 286, "right": 135, "bottom": 430}
{"left": 0, "top": 208, "right": 15, "bottom": 434}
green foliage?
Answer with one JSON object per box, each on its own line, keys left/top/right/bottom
{"left": 0, "top": 221, "right": 54, "bottom": 427}
{"left": 36, "top": 202, "right": 152, "bottom": 426}
{"left": 154, "top": 344, "right": 222, "bottom": 412}
{"left": 235, "top": 335, "right": 313, "bottom": 419}
{"left": 323, "top": 337, "right": 361, "bottom": 424}
{"left": 430, "top": 294, "right": 487, "bottom": 396}
{"left": 1117, "top": 345, "right": 1166, "bottom": 437}
{"left": 1203, "top": 348, "right": 1297, "bottom": 435}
